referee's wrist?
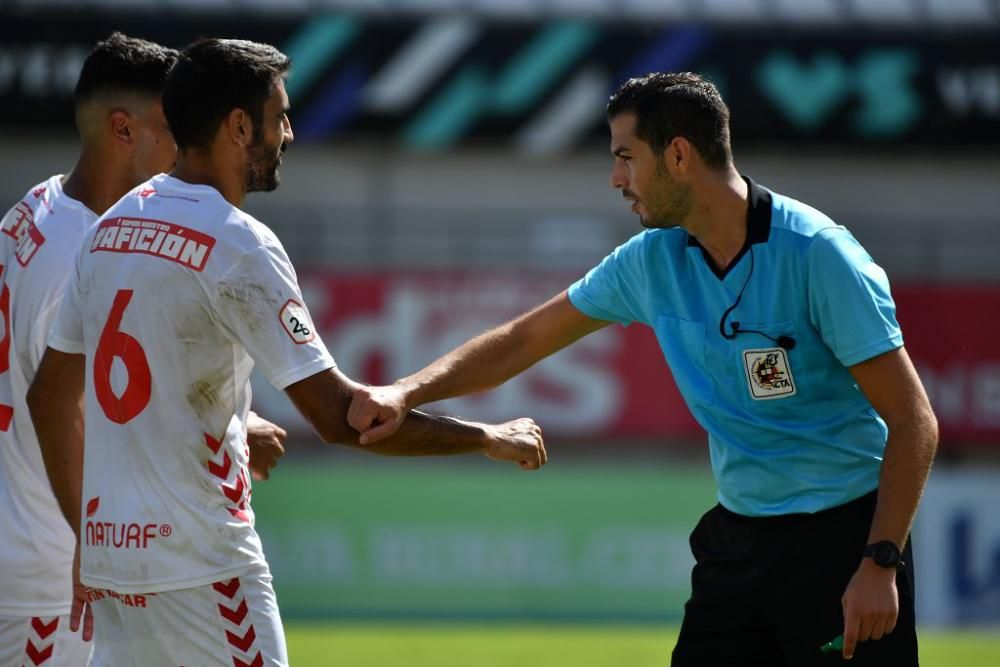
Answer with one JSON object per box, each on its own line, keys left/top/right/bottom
{"left": 858, "top": 557, "right": 898, "bottom": 577}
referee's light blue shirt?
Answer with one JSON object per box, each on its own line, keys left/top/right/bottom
{"left": 568, "top": 179, "right": 902, "bottom": 517}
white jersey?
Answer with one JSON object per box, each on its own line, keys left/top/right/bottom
{"left": 49, "top": 174, "right": 336, "bottom": 594}
{"left": 0, "top": 176, "right": 96, "bottom": 616}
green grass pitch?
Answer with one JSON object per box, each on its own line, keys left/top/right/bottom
{"left": 285, "top": 623, "right": 1000, "bottom": 666}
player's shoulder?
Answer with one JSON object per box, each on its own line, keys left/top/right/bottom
{"left": 2, "top": 174, "right": 62, "bottom": 220}
{"left": 119, "top": 175, "right": 278, "bottom": 246}
{"left": 223, "top": 207, "right": 282, "bottom": 251}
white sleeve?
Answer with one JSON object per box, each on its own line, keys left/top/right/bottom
{"left": 211, "top": 242, "right": 336, "bottom": 390}
{"left": 47, "top": 253, "right": 85, "bottom": 354}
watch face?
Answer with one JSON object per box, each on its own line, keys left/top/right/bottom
{"left": 875, "top": 541, "right": 900, "bottom": 567}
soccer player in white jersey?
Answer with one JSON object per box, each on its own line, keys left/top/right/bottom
{"left": 0, "top": 34, "right": 178, "bottom": 667}
{"left": 28, "top": 38, "right": 546, "bottom": 666}
{"left": 0, "top": 34, "right": 289, "bottom": 667}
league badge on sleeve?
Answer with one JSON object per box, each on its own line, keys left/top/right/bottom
{"left": 743, "top": 348, "right": 796, "bottom": 400}
{"left": 279, "top": 299, "right": 316, "bottom": 344}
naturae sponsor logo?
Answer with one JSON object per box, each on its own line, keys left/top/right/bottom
{"left": 83, "top": 496, "right": 172, "bottom": 549}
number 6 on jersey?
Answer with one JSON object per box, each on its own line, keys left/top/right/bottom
{"left": 94, "top": 289, "right": 151, "bottom": 424}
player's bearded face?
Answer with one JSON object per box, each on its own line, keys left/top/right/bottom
{"left": 245, "top": 126, "right": 285, "bottom": 193}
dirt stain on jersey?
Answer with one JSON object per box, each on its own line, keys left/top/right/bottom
{"left": 186, "top": 368, "right": 231, "bottom": 425}
{"left": 174, "top": 302, "right": 213, "bottom": 351}
{"left": 217, "top": 279, "right": 278, "bottom": 334}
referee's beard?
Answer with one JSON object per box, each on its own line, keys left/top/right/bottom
{"left": 637, "top": 166, "right": 693, "bottom": 230}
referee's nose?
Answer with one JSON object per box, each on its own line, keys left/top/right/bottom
{"left": 609, "top": 160, "right": 627, "bottom": 191}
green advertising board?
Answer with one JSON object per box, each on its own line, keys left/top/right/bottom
{"left": 252, "top": 460, "right": 716, "bottom": 621}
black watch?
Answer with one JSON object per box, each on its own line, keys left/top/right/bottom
{"left": 863, "top": 540, "right": 901, "bottom": 569}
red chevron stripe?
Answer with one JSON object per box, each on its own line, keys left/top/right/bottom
{"left": 208, "top": 451, "right": 232, "bottom": 479}
{"left": 225, "top": 625, "right": 257, "bottom": 653}
{"left": 221, "top": 472, "right": 246, "bottom": 503}
{"left": 212, "top": 578, "right": 240, "bottom": 599}
{"left": 24, "top": 640, "right": 53, "bottom": 665}
{"left": 240, "top": 470, "right": 251, "bottom": 508}
{"left": 30, "top": 616, "right": 58, "bottom": 639}
{"left": 205, "top": 432, "right": 223, "bottom": 454}
{"left": 0, "top": 403, "right": 12, "bottom": 431}
{"left": 218, "top": 598, "right": 249, "bottom": 626}
{"left": 233, "top": 653, "right": 263, "bottom": 667}
{"left": 227, "top": 507, "right": 251, "bottom": 522}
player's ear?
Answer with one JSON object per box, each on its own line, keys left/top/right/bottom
{"left": 108, "top": 108, "right": 134, "bottom": 146}
{"left": 226, "top": 108, "right": 253, "bottom": 148}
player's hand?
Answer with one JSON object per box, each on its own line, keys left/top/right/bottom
{"left": 247, "top": 411, "right": 287, "bottom": 481}
{"left": 483, "top": 418, "right": 547, "bottom": 470}
{"left": 70, "top": 544, "right": 94, "bottom": 641}
{"left": 348, "top": 384, "right": 410, "bottom": 445}
{"left": 841, "top": 559, "right": 899, "bottom": 660}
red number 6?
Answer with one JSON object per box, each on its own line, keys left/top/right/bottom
{"left": 94, "top": 289, "right": 151, "bottom": 424}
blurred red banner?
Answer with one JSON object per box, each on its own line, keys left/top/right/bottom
{"left": 298, "top": 273, "right": 1000, "bottom": 447}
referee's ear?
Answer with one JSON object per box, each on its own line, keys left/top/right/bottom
{"left": 664, "top": 136, "right": 694, "bottom": 176}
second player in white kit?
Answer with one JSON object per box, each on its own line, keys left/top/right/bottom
{"left": 0, "top": 33, "right": 182, "bottom": 667}
{"left": 0, "top": 177, "right": 98, "bottom": 667}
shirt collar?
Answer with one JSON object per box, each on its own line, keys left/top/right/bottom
{"left": 686, "top": 176, "right": 772, "bottom": 247}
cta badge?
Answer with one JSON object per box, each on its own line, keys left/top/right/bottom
{"left": 743, "top": 348, "right": 796, "bottom": 400}
{"left": 279, "top": 299, "right": 315, "bottom": 344}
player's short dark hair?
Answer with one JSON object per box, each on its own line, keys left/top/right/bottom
{"left": 162, "top": 38, "right": 291, "bottom": 151}
{"left": 74, "top": 32, "right": 178, "bottom": 106}
{"left": 607, "top": 72, "right": 732, "bottom": 170}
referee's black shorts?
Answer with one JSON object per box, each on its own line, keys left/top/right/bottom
{"left": 671, "top": 490, "right": 917, "bottom": 666}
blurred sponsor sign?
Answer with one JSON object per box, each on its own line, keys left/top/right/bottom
{"left": 914, "top": 469, "right": 1000, "bottom": 626}
{"left": 1, "top": 14, "right": 998, "bottom": 150}
{"left": 250, "top": 273, "right": 1000, "bottom": 447}
{"left": 258, "top": 463, "right": 1000, "bottom": 626}
{"left": 898, "top": 287, "right": 1000, "bottom": 443}
{"left": 253, "top": 462, "right": 715, "bottom": 620}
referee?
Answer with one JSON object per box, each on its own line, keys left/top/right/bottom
{"left": 347, "top": 72, "right": 938, "bottom": 666}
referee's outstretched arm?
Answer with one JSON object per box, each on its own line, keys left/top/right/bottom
{"left": 347, "top": 290, "right": 610, "bottom": 445}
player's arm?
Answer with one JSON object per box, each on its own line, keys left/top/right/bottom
{"left": 27, "top": 347, "right": 86, "bottom": 537}
{"left": 286, "top": 367, "right": 546, "bottom": 469}
{"left": 348, "top": 290, "right": 609, "bottom": 443}
{"left": 28, "top": 347, "right": 94, "bottom": 641}
{"left": 840, "top": 346, "right": 938, "bottom": 660}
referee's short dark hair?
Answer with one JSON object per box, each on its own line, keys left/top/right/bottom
{"left": 607, "top": 72, "right": 733, "bottom": 170}
{"left": 74, "top": 32, "right": 178, "bottom": 106}
{"left": 162, "top": 38, "right": 291, "bottom": 151}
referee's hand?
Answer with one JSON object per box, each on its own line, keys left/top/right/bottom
{"left": 840, "top": 560, "right": 899, "bottom": 660}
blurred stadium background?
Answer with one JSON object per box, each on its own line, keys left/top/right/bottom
{"left": 2, "top": 0, "right": 999, "bottom": 663}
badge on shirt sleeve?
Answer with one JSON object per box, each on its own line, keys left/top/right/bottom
{"left": 743, "top": 348, "right": 796, "bottom": 400}
{"left": 279, "top": 299, "right": 316, "bottom": 344}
